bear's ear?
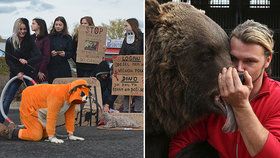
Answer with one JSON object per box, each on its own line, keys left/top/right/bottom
{"left": 145, "top": 0, "right": 162, "bottom": 36}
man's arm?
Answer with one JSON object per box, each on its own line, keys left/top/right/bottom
{"left": 218, "top": 67, "right": 278, "bottom": 157}
{"left": 169, "top": 119, "right": 208, "bottom": 158}
{"left": 232, "top": 102, "right": 268, "bottom": 156}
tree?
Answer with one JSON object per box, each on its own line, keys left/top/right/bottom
{"left": 102, "top": 19, "right": 125, "bottom": 39}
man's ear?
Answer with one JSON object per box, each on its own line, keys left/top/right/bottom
{"left": 264, "top": 53, "right": 272, "bottom": 68}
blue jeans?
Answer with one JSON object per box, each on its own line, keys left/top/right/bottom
{"left": 0, "top": 79, "right": 32, "bottom": 123}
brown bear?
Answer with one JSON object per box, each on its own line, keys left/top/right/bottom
{"left": 145, "top": 0, "right": 233, "bottom": 157}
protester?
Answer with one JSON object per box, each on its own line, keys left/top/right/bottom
{"left": 0, "top": 18, "right": 41, "bottom": 123}
{"left": 31, "top": 18, "right": 50, "bottom": 83}
{"left": 95, "top": 61, "right": 118, "bottom": 113}
{"left": 48, "top": 16, "right": 73, "bottom": 83}
{"left": 119, "top": 18, "right": 144, "bottom": 113}
{"left": 0, "top": 79, "right": 89, "bottom": 143}
{"left": 73, "top": 16, "right": 98, "bottom": 77}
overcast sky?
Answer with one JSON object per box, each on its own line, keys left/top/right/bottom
{"left": 0, "top": 0, "right": 144, "bottom": 39}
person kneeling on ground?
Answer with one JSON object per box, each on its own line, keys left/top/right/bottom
{"left": 0, "top": 79, "right": 90, "bottom": 143}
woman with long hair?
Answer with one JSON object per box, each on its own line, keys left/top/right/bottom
{"left": 119, "top": 18, "right": 143, "bottom": 55}
{"left": 119, "top": 18, "right": 144, "bottom": 113}
{"left": 48, "top": 16, "right": 74, "bottom": 83}
{"left": 31, "top": 18, "right": 50, "bottom": 83}
{"left": 72, "top": 16, "right": 97, "bottom": 77}
{"left": 0, "top": 18, "right": 41, "bottom": 123}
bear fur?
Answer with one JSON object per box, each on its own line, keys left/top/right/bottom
{"left": 145, "top": 0, "right": 232, "bottom": 157}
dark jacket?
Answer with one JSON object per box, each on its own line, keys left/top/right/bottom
{"left": 31, "top": 34, "right": 50, "bottom": 82}
{"left": 5, "top": 37, "right": 41, "bottom": 79}
{"left": 95, "top": 61, "right": 117, "bottom": 108}
{"left": 119, "top": 31, "right": 143, "bottom": 55}
{"left": 48, "top": 33, "right": 73, "bottom": 83}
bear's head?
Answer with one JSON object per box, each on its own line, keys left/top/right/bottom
{"left": 68, "top": 79, "right": 91, "bottom": 105}
{"left": 145, "top": 0, "right": 233, "bottom": 136}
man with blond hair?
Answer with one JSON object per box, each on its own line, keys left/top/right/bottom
{"left": 170, "top": 20, "right": 280, "bottom": 158}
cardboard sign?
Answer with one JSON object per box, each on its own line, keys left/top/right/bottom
{"left": 76, "top": 26, "right": 107, "bottom": 64}
{"left": 112, "top": 55, "right": 144, "bottom": 96}
{"left": 112, "top": 74, "right": 143, "bottom": 96}
{"left": 113, "top": 55, "right": 143, "bottom": 75}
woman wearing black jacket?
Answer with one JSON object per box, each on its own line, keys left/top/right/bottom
{"left": 0, "top": 18, "right": 41, "bottom": 123}
{"left": 119, "top": 18, "right": 144, "bottom": 113}
{"left": 119, "top": 18, "right": 143, "bottom": 55}
{"left": 48, "top": 16, "right": 74, "bottom": 83}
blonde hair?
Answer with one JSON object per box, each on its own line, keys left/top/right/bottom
{"left": 11, "top": 18, "right": 30, "bottom": 49}
{"left": 230, "top": 19, "right": 274, "bottom": 56}
{"left": 12, "top": 18, "right": 22, "bottom": 49}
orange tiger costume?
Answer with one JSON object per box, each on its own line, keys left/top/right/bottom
{"left": 0, "top": 79, "right": 90, "bottom": 142}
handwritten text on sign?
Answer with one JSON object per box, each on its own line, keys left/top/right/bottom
{"left": 113, "top": 55, "right": 143, "bottom": 75}
{"left": 112, "top": 75, "right": 143, "bottom": 96}
{"left": 76, "top": 26, "right": 107, "bottom": 64}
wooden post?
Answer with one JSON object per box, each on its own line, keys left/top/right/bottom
{"left": 128, "top": 96, "right": 132, "bottom": 113}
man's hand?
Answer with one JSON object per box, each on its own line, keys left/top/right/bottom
{"left": 68, "top": 134, "right": 85, "bottom": 141}
{"left": 218, "top": 67, "right": 253, "bottom": 109}
{"left": 48, "top": 136, "right": 64, "bottom": 144}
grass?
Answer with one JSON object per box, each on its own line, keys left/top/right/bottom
{"left": 0, "top": 57, "right": 9, "bottom": 94}
{"left": 0, "top": 57, "right": 8, "bottom": 75}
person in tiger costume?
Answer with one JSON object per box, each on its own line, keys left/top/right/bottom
{"left": 0, "top": 79, "right": 90, "bottom": 143}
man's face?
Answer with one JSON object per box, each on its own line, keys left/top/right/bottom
{"left": 230, "top": 37, "right": 272, "bottom": 84}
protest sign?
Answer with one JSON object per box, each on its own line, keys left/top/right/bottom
{"left": 76, "top": 26, "right": 107, "bottom": 64}
{"left": 113, "top": 55, "right": 143, "bottom": 75}
{"left": 112, "top": 55, "right": 143, "bottom": 96}
{"left": 112, "top": 74, "right": 143, "bottom": 96}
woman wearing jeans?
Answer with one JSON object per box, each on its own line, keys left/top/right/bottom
{"left": 0, "top": 18, "right": 41, "bottom": 123}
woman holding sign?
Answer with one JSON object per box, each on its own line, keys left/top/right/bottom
{"left": 73, "top": 16, "right": 98, "bottom": 77}
{"left": 48, "top": 16, "right": 74, "bottom": 83}
{"left": 119, "top": 18, "right": 144, "bottom": 113}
